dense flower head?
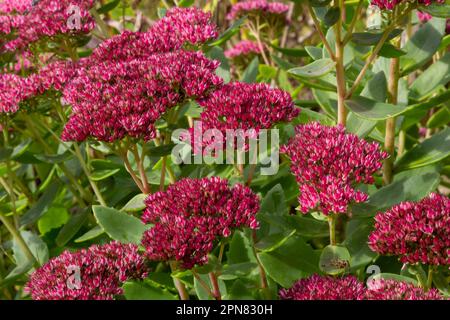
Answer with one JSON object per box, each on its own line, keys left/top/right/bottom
{"left": 35, "top": 60, "right": 78, "bottom": 91}
{"left": 91, "top": 7, "right": 217, "bottom": 63}
{"left": 0, "top": 13, "right": 24, "bottom": 38}
{"left": 227, "top": 0, "right": 290, "bottom": 21}
{"left": 366, "top": 279, "right": 444, "bottom": 300}
{"left": 25, "top": 242, "right": 148, "bottom": 300}
{"left": 0, "top": 0, "right": 33, "bottom": 14}
{"left": 0, "top": 73, "right": 38, "bottom": 113}
{"left": 281, "top": 122, "right": 388, "bottom": 215}
{"left": 368, "top": 193, "right": 450, "bottom": 266}
{"left": 224, "top": 40, "right": 262, "bottom": 59}
{"left": 61, "top": 50, "right": 222, "bottom": 142}
{"left": 371, "top": 0, "right": 444, "bottom": 10}
{"left": 279, "top": 275, "right": 366, "bottom": 300}
{"left": 147, "top": 7, "right": 218, "bottom": 52}
{"left": 1, "top": 0, "right": 96, "bottom": 52}
{"left": 196, "top": 82, "right": 298, "bottom": 146}
{"left": 141, "top": 177, "right": 260, "bottom": 268}
{"left": 280, "top": 275, "right": 445, "bottom": 300}
{"left": 0, "top": 60, "right": 77, "bottom": 113}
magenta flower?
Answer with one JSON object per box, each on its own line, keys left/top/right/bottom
{"left": 224, "top": 40, "right": 262, "bottom": 59}
{"left": 368, "top": 193, "right": 450, "bottom": 266}
{"left": 0, "top": 60, "right": 77, "bottom": 114}
{"left": 0, "top": 0, "right": 29, "bottom": 34}
{"left": 147, "top": 7, "right": 218, "bottom": 52}
{"left": 36, "top": 60, "right": 78, "bottom": 91}
{"left": 0, "top": 0, "right": 33, "bottom": 14}
{"left": 1, "top": 0, "right": 96, "bottom": 52}
{"left": 227, "top": 0, "right": 290, "bottom": 21}
{"left": 91, "top": 7, "right": 218, "bottom": 63}
{"left": 371, "top": 0, "right": 444, "bottom": 10}
{"left": 281, "top": 122, "right": 388, "bottom": 215}
{"left": 279, "top": 275, "right": 366, "bottom": 300}
{"left": 61, "top": 50, "right": 222, "bottom": 142}
{"left": 0, "top": 73, "right": 38, "bottom": 113}
{"left": 366, "top": 279, "right": 444, "bottom": 300}
{"left": 25, "top": 242, "right": 148, "bottom": 300}
{"left": 196, "top": 82, "right": 298, "bottom": 147}
{"left": 141, "top": 177, "right": 260, "bottom": 268}
{"left": 60, "top": 8, "right": 221, "bottom": 143}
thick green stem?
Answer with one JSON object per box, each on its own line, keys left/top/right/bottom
{"left": 121, "top": 151, "right": 146, "bottom": 193}
{"left": 328, "top": 215, "right": 337, "bottom": 246}
{"left": 246, "top": 164, "right": 257, "bottom": 186}
{"left": 191, "top": 269, "right": 215, "bottom": 299}
{"left": 218, "top": 243, "right": 225, "bottom": 264}
{"left": 159, "top": 156, "right": 167, "bottom": 192}
{"left": 169, "top": 261, "right": 190, "bottom": 300}
{"left": 426, "top": 266, "right": 435, "bottom": 292}
{"left": 383, "top": 45, "right": 400, "bottom": 185}
{"left": 208, "top": 272, "right": 222, "bottom": 300}
{"left": 130, "top": 144, "right": 150, "bottom": 194}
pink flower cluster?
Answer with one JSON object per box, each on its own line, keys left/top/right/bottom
{"left": 141, "top": 177, "right": 260, "bottom": 268}
{"left": 147, "top": 7, "right": 218, "bottom": 52}
{"left": 279, "top": 275, "right": 366, "bottom": 300}
{"left": 61, "top": 50, "right": 222, "bottom": 142}
{"left": 280, "top": 275, "right": 444, "bottom": 300}
{"left": 0, "top": 0, "right": 32, "bottom": 14}
{"left": 0, "top": 73, "right": 37, "bottom": 113}
{"left": 197, "top": 82, "right": 298, "bottom": 141}
{"left": 0, "top": 11, "right": 25, "bottom": 38}
{"left": 25, "top": 242, "right": 148, "bottom": 300}
{"left": 91, "top": 7, "right": 218, "bottom": 63}
{"left": 369, "top": 193, "right": 450, "bottom": 266}
{"left": 37, "top": 60, "right": 78, "bottom": 91}
{"left": 227, "top": 0, "right": 289, "bottom": 21}
{"left": 1, "top": 7, "right": 219, "bottom": 117}
{"left": 1, "top": 0, "right": 95, "bottom": 52}
{"left": 224, "top": 40, "right": 262, "bottom": 59}
{"left": 281, "top": 122, "right": 388, "bottom": 215}
{"left": 371, "top": 0, "right": 444, "bottom": 10}
{"left": 58, "top": 7, "right": 221, "bottom": 142}
{"left": 0, "top": 60, "right": 77, "bottom": 113}
{"left": 366, "top": 279, "right": 443, "bottom": 300}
